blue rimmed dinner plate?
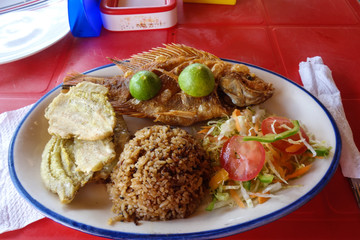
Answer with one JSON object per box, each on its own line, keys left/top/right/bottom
{"left": 8, "top": 60, "right": 341, "bottom": 239}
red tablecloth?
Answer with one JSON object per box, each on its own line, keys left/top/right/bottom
{"left": 1, "top": 0, "right": 360, "bottom": 239}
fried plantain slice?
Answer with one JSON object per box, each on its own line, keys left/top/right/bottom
{"left": 45, "top": 81, "right": 116, "bottom": 141}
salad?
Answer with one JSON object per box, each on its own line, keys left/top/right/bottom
{"left": 198, "top": 107, "right": 331, "bottom": 210}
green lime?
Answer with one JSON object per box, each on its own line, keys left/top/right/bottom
{"left": 178, "top": 63, "right": 215, "bottom": 97}
{"left": 129, "top": 71, "right": 162, "bottom": 101}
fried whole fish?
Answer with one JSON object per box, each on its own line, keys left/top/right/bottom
{"left": 63, "top": 44, "right": 274, "bottom": 126}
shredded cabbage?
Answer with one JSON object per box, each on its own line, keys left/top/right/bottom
{"left": 201, "top": 107, "right": 330, "bottom": 211}
{"left": 240, "top": 182, "right": 254, "bottom": 208}
{"left": 218, "top": 118, "right": 236, "bottom": 140}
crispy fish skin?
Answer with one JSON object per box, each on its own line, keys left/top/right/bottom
{"left": 63, "top": 44, "right": 274, "bottom": 126}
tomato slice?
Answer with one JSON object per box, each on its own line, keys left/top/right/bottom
{"left": 220, "top": 136, "right": 265, "bottom": 181}
{"left": 261, "top": 117, "right": 309, "bottom": 155}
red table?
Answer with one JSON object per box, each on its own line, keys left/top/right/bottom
{"left": 1, "top": 0, "right": 360, "bottom": 239}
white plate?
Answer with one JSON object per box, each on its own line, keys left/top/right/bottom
{"left": 9, "top": 60, "right": 341, "bottom": 239}
{"left": 0, "top": 0, "right": 69, "bottom": 64}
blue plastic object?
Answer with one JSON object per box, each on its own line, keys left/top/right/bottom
{"left": 68, "top": 0, "right": 102, "bottom": 37}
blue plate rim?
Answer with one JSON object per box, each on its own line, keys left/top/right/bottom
{"left": 8, "top": 60, "right": 341, "bottom": 239}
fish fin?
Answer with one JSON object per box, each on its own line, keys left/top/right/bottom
{"left": 121, "top": 111, "right": 148, "bottom": 119}
{"left": 113, "top": 108, "right": 147, "bottom": 119}
{"left": 128, "top": 112, "right": 148, "bottom": 118}
{"left": 111, "top": 101, "right": 147, "bottom": 118}
{"left": 156, "top": 110, "right": 197, "bottom": 119}
{"left": 129, "top": 44, "right": 220, "bottom": 66}
{"left": 108, "top": 58, "right": 136, "bottom": 74}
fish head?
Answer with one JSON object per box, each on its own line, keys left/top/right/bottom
{"left": 218, "top": 64, "right": 274, "bottom": 107}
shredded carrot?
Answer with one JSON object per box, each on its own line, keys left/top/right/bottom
{"left": 198, "top": 125, "right": 212, "bottom": 134}
{"left": 279, "top": 153, "right": 294, "bottom": 173}
{"left": 276, "top": 165, "right": 286, "bottom": 179}
{"left": 212, "top": 165, "right": 222, "bottom": 172}
{"left": 258, "top": 196, "right": 270, "bottom": 204}
{"left": 229, "top": 189, "right": 245, "bottom": 208}
{"left": 266, "top": 144, "right": 281, "bottom": 162}
{"left": 279, "top": 152, "right": 291, "bottom": 163}
{"left": 232, "top": 109, "right": 241, "bottom": 118}
{"left": 266, "top": 145, "right": 287, "bottom": 179}
{"left": 267, "top": 146, "right": 295, "bottom": 178}
{"left": 258, "top": 192, "right": 270, "bottom": 204}
{"left": 209, "top": 168, "right": 229, "bottom": 190}
{"left": 270, "top": 156, "right": 287, "bottom": 180}
{"left": 231, "top": 109, "right": 242, "bottom": 132}
{"left": 285, "top": 142, "right": 305, "bottom": 153}
{"left": 285, "top": 164, "right": 312, "bottom": 180}
{"left": 207, "top": 135, "right": 228, "bottom": 143}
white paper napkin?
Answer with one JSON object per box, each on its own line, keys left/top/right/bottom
{"left": 0, "top": 104, "right": 44, "bottom": 234}
{"left": 299, "top": 56, "right": 360, "bottom": 179}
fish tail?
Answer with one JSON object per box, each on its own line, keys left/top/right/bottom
{"left": 111, "top": 101, "right": 147, "bottom": 118}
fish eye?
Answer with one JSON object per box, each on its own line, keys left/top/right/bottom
{"left": 245, "top": 74, "right": 254, "bottom": 81}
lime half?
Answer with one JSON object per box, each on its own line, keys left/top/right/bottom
{"left": 178, "top": 63, "right": 215, "bottom": 97}
{"left": 129, "top": 71, "right": 162, "bottom": 101}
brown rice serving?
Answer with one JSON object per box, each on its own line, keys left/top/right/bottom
{"left": 107, "top": 125, "right": 210, "bottom": 223}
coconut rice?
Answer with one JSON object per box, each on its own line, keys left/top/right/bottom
{"left": 107, "top": 125, "right": 210, "bottom": 223}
